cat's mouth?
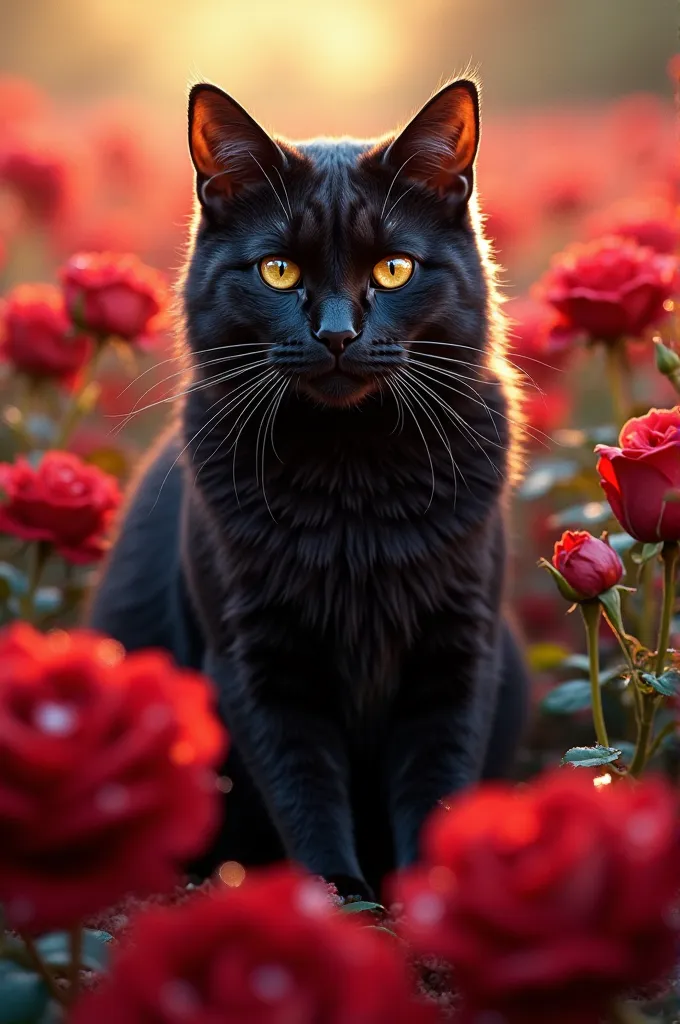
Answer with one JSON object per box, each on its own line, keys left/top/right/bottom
{"left": 298, "top": 367, "right": 376, "bottom": 408}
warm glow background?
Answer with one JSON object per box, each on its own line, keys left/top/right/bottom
{"left": 1, "top": 0, "right": 675, "bottom": 139}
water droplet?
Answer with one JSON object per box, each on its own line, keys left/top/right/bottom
{"left": 250, "top": 964, "right": 293, "bottom": 1003}
{"left": 216, "top": 776, "right": 233, "bottom": 793}
{"left": 34, "top": 701, "right": 78, "bottom": 736}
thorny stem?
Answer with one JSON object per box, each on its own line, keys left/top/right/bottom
{"left": 581, "top": 601, "right": 610, "bottom": 748}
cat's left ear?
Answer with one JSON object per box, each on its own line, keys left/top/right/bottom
{"left": 188, "top": 83, "right": 285, "bottom": 213}
{"left": 384, "top": 80, "right": 479, "bottom": 202}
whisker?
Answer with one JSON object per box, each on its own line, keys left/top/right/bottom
{"left": 395, "top": 371, "right": 461, "bottom": 504}
{"left": 259, "top": 376, "right": 290, "bottom": 521}
{"left": 379, "top": 151, "right": 420, "bottom": 223}
{"left": 116, "top": 341, "right": 269, "bottom": 398}
{"left": 112, "top": 359, "right": 270, "bottom": 431}
{"left": 401, "top": 366, "right": 504, "bottom": 480}
{"left": 407, "top": 359, "right": 502, "bottom": 443}
{"left": 385, "top": 182, "right": 417, "bottom": 223}
{"left": 123, "top": 350, "right": 268, "bottom": 414}
{"left": 227, "top": 374, "right": 286, "bottom": 504}
{"left": 389, "top": 376, "right": 435, "bottom": 512}
{"left": 248, "top": 151, "right": 290, "bottom": 222}
{"left": 405, "top": 339, "right": 553, "bottom": 393}
{"left": 148, "top": 367, "right": 276, "bottom": 513}
{"left": 273, "top": 165, "right": 293, "bottom": 220}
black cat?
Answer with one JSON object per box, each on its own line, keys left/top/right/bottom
{"left": 89, "top": 78, "right": 529, "bottom": 901}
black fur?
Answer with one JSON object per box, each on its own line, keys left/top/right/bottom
{"left": 90, "top": 79, "right": 529, "bottom": 900}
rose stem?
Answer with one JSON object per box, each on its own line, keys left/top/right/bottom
{"left": 604, "top": 341, "right": 631, "bottom": 428}
{"left": 53, "top": 339, "right": 106, "bottom": 450}
{"left": 20, "top": 933, "right": 68, "bottom": 1006}
{"left": 654, "top": 541, "right": 678, "bottom": 678}
{"left": 581, "top": 601, "right": 610, "bottom": 748}
{"left": 630, "top": 542, "right": 679, "bottom": 777}
{"left": 19, "top": 540, "right": 50, "bottom": 623}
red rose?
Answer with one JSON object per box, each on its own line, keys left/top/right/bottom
{"left": 552, "top": 530, "right": 623, "bottom": 599}
{"left": 60, "top": 251, "right": 168, "bottom": 344}
{"left": 0, "top": 142, "right": 69, "bottom": 222}
{"left": 0, "top": 451, "right": 121, "bottom": 564}
{"left": 0, "top": 624, "right": 226, "bottom": 934}
{"left": 523, "top": 388, "right": 571, "bottom": 442}
{"left": 71, "top": 868, "right": 435, "bottom": 1024}
{"left": 596, "top": 407, "right": 680, "bottom": 542}
{"left": 507, "top": 297, "right": 576, "bottom": 383}
{"left": 587, "top": 199, "right": 680, "bottom": 256}
{"left": 0, "top": 283, "right": 91, "bottom": 380}
{"left": 393, "top": 771, "right": 680, "bottom": 1024}
{"left": 534, "top": 236, "right": 677, "bottom": 342}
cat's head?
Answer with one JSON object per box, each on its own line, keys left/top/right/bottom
{"left": 183, "top": 79, "right": 492, "bottom": 410}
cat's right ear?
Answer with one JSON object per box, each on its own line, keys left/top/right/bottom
{"left": 188, "top": 84, "right": 284, "bottom": 214}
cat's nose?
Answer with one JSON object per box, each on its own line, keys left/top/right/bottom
{"left": 314, "top": 328, "right": 358, "bottom": 356}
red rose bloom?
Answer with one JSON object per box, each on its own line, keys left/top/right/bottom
{"left": 0, "top": 142, "right": 69, "bottom": 222}
{"left": 0, "top": 283, "right": 91, "bottom": 380}
{"left": 0, "top": 451, "right": 121, "bottom": 564}
{"left": 60, "top": 251, "right": 168, "bottom": 344}
{"left": 0, "top": 624, "right": 226, "bottom": 934}
{"left": 587, "top": 198, "right": 680, "bottom": 256}
{"left": 393, "top": 771, "right": 680, "bottom": 1024}
{"left": 71, "top": 868, "right": 435, "bottom": 1024}
{"left": 535, "top": 236, "right": 677, "bottom": 342}
{"left": 552, "top": 530, "right": 623, "bottom": 599}
{"left": 596, "top": 407, "right": 680, "bottom": 542}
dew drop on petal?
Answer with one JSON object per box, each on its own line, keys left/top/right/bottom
{"left": 34, "top": 701, "right": 78, "bottom": 736}
{"left": 250, "top": 964, "right": 294, "bottom": 1003}
{"left": 295, "top": 879, "right": 331, "bottom": 918}
{"left": 216, "top": 776, "right": 233, "bottom": 794}
{"left": 95, "top": 783, "right": 129, "bottom": 814}
{"left": 159, "top": 979, "right": 201, "bottom": 1016}
{"left": 409, "top": 891, "right": 445, "bottom": 926}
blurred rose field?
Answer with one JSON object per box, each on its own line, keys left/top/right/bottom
{"left": 2, "top": 13, "right": 680, "bottom": 1022}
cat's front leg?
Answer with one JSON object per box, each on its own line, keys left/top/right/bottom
{"left": 204, "top": 648, "right": 370, "bottom": 900}
{"left": 386, "top": 606, "right": 502, "bottom": 869}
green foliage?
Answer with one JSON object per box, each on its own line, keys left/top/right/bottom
{"left": 561, "top": 745, "right": 622, "bottom": 768}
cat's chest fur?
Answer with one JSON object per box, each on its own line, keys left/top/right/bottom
{"left": 191, "top": 398, "right": 496, "bottom": 670}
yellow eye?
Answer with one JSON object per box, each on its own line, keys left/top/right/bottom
{"left": 372, "top": 255, "right": 414, "bottom": 290}
{"left": 260, "top": 257, "right": 302, "bottom": 290}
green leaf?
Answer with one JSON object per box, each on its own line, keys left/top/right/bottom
{"left": 541, "top": 680, "right": 592, "bottom": 715}
{"left": 561, "top": 744, "right": 622, "bottom": 767}
{"left": 641, "top": 669, "right": 680, "bottom": 697}
{"left": 36, "top": 929, "right": 112, "bottom": 972}
{"left": 340, "top": 901, "right": 384, "bottom": 916}
{"left": 632, "top": 541, "right": 664, "bottom": 565}
{"left": 613, "top": 740, "right": 636, "bottom": 763}
{"left": 598, "top": 587, "right": 625, "bottom": 635}
{"left": 0, "top": 960, "right": 49, "bottom": 1024}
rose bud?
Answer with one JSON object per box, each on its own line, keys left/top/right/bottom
{"left": 552, "top": 530, "right": 624, "bottom": 600}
